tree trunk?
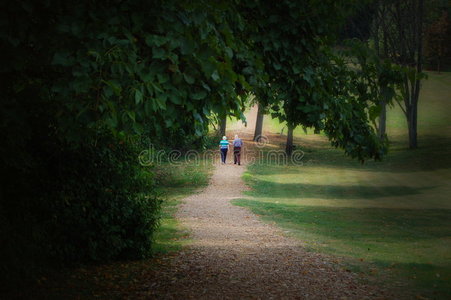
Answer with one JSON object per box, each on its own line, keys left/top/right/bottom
{"left": 374, "top": 9, "right": 387, "bottom": 139}
{"left": 407, "top": 0, "right": 423, "bottom": 149}
{"left": 437, "top": 40, "right": 442, "bottom": 73}
{"left": 373, "top": 1, "right": 388, "bottom": 139}
{"left": 378, "top": 100, "right": 387, "bottom": 138}
{"left": 408, "top": 104, "right": 418, "bottom": 148}
{"left": 285, "top": 124, "right": 294, "bottom": 156}
{"left": 219, "top": 116, "right": 227, "bottom": 137}
{"left": 253, "top": 103, "right": 264, "bottom": 142}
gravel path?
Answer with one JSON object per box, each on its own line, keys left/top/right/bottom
{"left": 138, "top": 139, "right": 395, "bottom": 299}
{"left": 129, "top": 108, "right": 398, "bottom": 299}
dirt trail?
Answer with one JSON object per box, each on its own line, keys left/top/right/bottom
{"left": 138, "top": 107, "right": 393, "bottom": 299}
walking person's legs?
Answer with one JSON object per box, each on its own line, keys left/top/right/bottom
{"left": 223, "top": 148, "right": 228, "bottom": 163}
{"left": 234, "top": 147, "right": 241, "bottom": 165}
{"left": 220, "top": 149, "right": 224, "bottom": 163}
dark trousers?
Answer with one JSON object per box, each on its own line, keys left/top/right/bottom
{"left": 234, "top": 147, "right": 241, "bottom": 165}
{"left": 220, "top": 148, "right": 228, "bottom": 163}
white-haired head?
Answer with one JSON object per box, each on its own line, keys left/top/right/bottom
{"left": 222, "top": 136, "right": 227, "bottom": 140}
{"left": 234, "top": 134, "right": 239, "bottom": 139}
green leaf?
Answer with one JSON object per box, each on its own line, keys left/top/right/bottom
{"left": 144, "top": 100, "right": 153, "bottom": 114}
{"left": 243, "top": 66, "right": 253, "bottom": 74}
{"left": 191, "top": 91, "right": 207, "bottom": 100}
{"left": 127, "top": 111, "right": 136, "bottom": 122}
{"left": 169, "top": 94, "right": 182, "bottom": 104}
{"left": 145, "top": 35, "right": 154, "bottom": 46}
{"left": 202, "top": 60, "right": 216, "bottom": 77}
{"left": 155, "top": 35, "right": 169, "bottom": 47}
{"left": 225, "top": 47, "right": 233, "bottom": 58}
{"left": 164, "top": 119, "right": 173, "bottom": 127}
{"left": 211, "top": 70, "right": 220, "bottom": 81}
{"left": 135, "top": 89, "right": 143, "bottom": 104}
{"left": 103, "top": 80, "right": 122, "bottom": 96}
{"left": 172, "top": 73, "right": 183, "bottom": 85}
{"left": 141, "top": 72, "right": 153, "bottom": 82}
{"left": 106, "top": 116, "right": 118, "bottom": 128}
{"left": 303, "top": 67, "right": 315, "bottom": 86}
{"left": 132, "top": 121, "right": 143, "bottom": 134}
{"left": 193, "top": 112, "right": 203, "bottom": 123}
{"left": 180, "top": 38, "right": 195, "bottom": 55}
{"left": 103, "top": 85, "right": 113, "bottom": 98}
{"left": 201, "top": 81, "right": 211, "bottom": 92}
{"left": 155, "top": 95, "right": 167, "bottom": 109}
{"left": 183, "top": 73, "right": 195, "bottom": 84}
{"left": 152, "top": 47, "right": 166, "bottom": 59}
{"left": 157, "top": 73, "right": 169, "bottom": 84}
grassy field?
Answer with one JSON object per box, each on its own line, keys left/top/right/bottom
{"left": 234, "top": 71, "right": 451, "bottom": 298}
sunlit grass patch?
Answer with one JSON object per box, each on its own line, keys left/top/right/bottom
{"left": 237, "top": 72, "right": 451, "bottom": 298}
{"left": 151, "top": 188, "right": 191, "bottom": 254}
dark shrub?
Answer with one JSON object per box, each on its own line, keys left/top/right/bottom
{"left": 0, "top": 100, "right": 161, "bottom": 286}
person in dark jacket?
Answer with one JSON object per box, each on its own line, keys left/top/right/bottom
{"left": 233, "top": 134, "right": 243, "bottom": 165}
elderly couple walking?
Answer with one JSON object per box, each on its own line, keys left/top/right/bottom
{"left": 219, "top": 135, "right": 243, "bottom": 165}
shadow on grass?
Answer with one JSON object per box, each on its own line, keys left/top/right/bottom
{"left": 233, "top": 199, "right": 451, "bottom": 241}
{"left": 251, "top": 135, "right": 451, "bottom": 174}
{"left": 371, "top": 261, "right": 451, "bottom": 299}
{"left": 313, "top": 136, "right": 451, "bottom": 173}
{"left": 245, "top": 180, "right": 436, "bottom": 200}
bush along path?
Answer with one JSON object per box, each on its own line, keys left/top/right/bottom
{"left": 127, "top": 134, "right": 400, "bottom": 299}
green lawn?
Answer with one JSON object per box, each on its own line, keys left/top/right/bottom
{"left": 234, "top": 71, "right": 451, "bottom": 298}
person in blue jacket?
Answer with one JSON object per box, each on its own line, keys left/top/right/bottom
{"left": 219, "top": 136, "right": 229, "bottom": 164}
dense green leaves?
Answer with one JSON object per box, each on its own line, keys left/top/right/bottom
{"left": 243, "top": 0, "right": 389, "bottom": 161}
{"left": 0, "top": 0, "right": 257, "bottom": 144}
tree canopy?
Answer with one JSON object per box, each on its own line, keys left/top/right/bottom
{"left": 0, "top": 0, "right": 395, "bottom": 286}
{"left": 1, "top": 0, "right": 388, "bottom": 159}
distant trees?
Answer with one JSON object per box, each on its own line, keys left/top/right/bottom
{"left": 368, "top": 0, "right": 426, "bottom": 148}
{"left": 425, "top": 11, "right": 450, "bottom": 73}
{"left": 392, "top": 0, "right": 424, "bottom": 149}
